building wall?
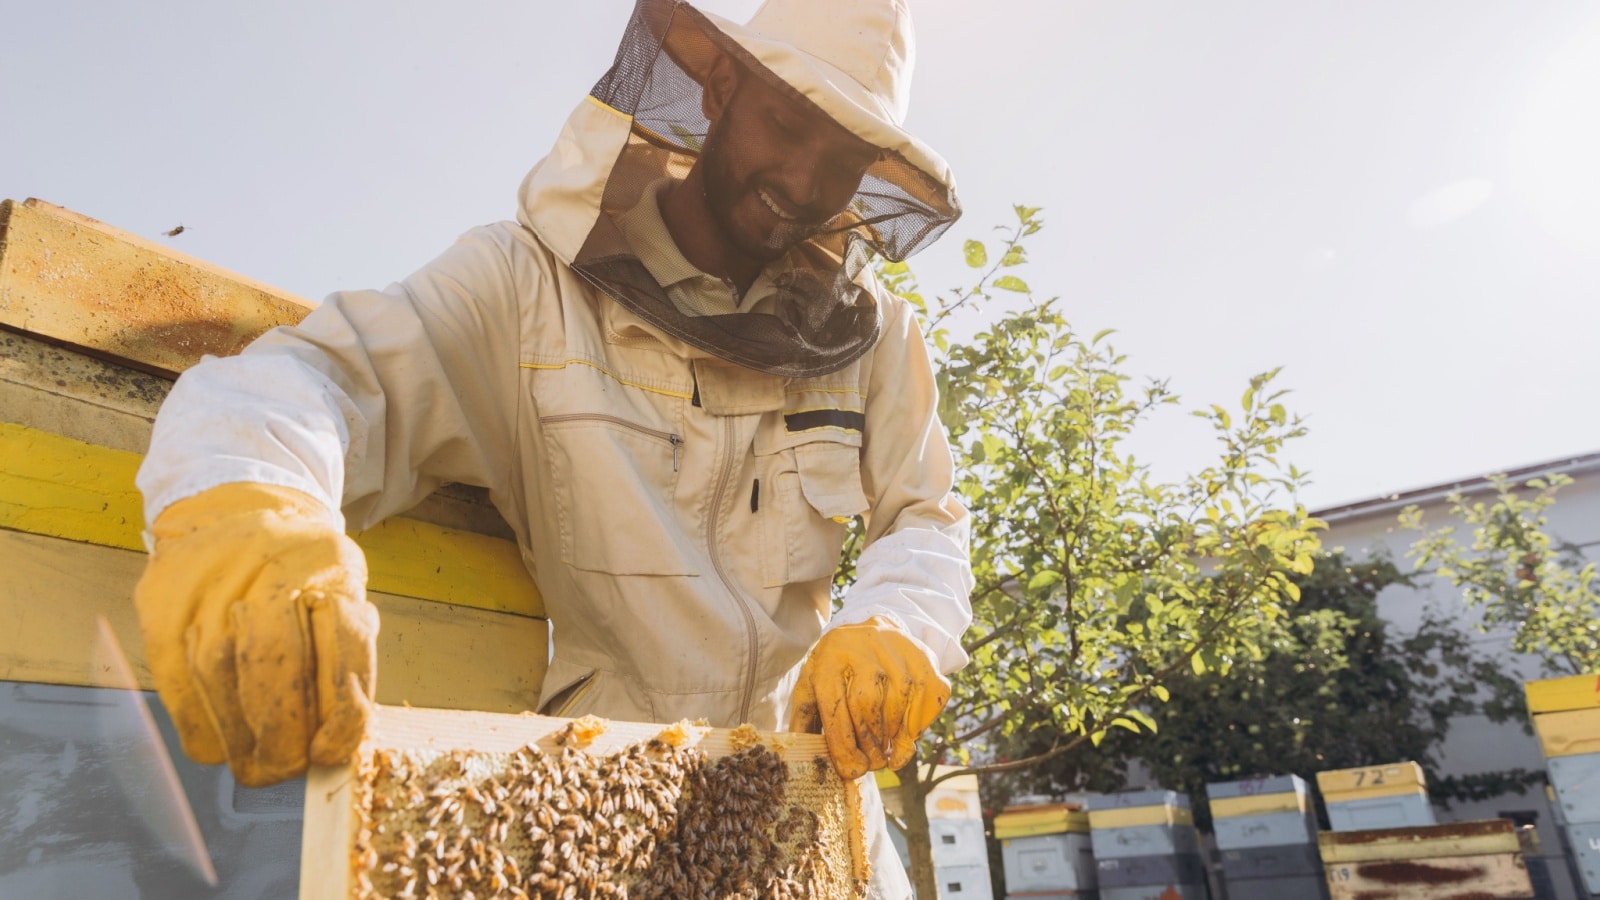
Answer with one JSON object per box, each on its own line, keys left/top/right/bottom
{"left": 1317, "top": 462, "right": 1600, "bottom": 899}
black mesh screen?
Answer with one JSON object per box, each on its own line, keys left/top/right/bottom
{"left": 567, "top": 0, "right": 958, "bottom": 379}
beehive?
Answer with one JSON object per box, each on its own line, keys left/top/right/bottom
{"left": 300, "top": 705, "right": 870, "bottom": 899}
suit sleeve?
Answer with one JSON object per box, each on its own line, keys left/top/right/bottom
{"left": 137, "top": 224, "right": 527, "bottom": 539}
{"left": 829, "top": 294, "right": 974, "bottom": 674}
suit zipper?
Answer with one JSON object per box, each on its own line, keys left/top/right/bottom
{"left": 539, "top": 413, "right": 683, "bottom": 470}
{"left": 552, "top": 672, "right": 597, "bottom": 717}
{"left": 707, "top": 415, "right": 760, "bottom": 722}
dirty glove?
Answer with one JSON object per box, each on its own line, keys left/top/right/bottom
{"left": 788, "top": 616, "right": 950, "bottom": 780}
{"left": 133, "top": 483, "right": 379, "bottom": 787}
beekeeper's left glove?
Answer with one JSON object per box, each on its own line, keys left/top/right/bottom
{"left": 133, "top": 482, "right": 379, "bottom": 787}
{"left": 788, "top": 616, "right": 950, "bottom": 780}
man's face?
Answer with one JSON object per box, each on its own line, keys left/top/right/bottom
{"left": 700, "top": 72, "right": 881, "bottom": 264}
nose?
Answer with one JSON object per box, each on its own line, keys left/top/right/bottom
{"left": 770, "top": 154, "right": 824, "bottom": 213}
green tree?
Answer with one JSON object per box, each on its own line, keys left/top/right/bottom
{"left": 854, "top": 207, "right": 1323, "bottom": 896}
{"left": 985, "top": 551, "right": 1536, "bottom": 834}
{"left": 1402, "top": 474, "right": 1600, "bottom": 675}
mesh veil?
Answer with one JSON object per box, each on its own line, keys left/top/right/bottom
{"left": 568, "top": 0, "right": 961, "bottom": 379}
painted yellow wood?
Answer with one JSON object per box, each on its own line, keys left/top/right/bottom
{"left": 1533, "top": 707, "right": 1600, "bottom": 758}
{"left": 1317, "top": 820, "right": 1522, "bottom": 863}
{"left": 1316, "top": 760, "right": 1426, "bottom": 794}
{"left": 1323, "top": 853, "right": 1534, "bottom": 899}
{"left": 1210, "top": 790, "right": 1308, "bottom": 819}
{"left": 351, "top": 703, "right": 826, "bottom": 761}
{"left": 1086, "top": 803, "right": 1194, "bottom": 830}
{"left": 0, "top": 420, "right": 146, "bottom": 551}
{"left": 1322, "top": 783, "right": 1431, "bottom": 805}
{"left": 0, "top": 422, "right": 543, "bottom": 616}
{"left": 0, "top": 199, "right": 312, "bottom": 377}
{"left": 1525, "top": 673, "right": 1600, "bottom": 714}
{"left": 0, "top": 528, "right": 546, "bottom": 712}
{"left": 994, "top": 805, "right": 1091, "bottom": 838}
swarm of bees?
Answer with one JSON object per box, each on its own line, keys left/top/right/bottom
{"left": 349, "top": 732, "right": 864, "bottom": 900}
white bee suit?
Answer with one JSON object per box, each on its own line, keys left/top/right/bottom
{"left": 139, "top": 1, "right": 971, "bottom": 894}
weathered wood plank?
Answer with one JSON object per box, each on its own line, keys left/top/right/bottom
{"left": 1323, "top": 852, "right": 1534, "bottom": 899}
{"left": 0, "top": 198, "right": 313, "bottom": 378}
{"left": 1318, "top": 819, "right": 1523, "bottom": 863}
{"left": 0, "top": 528, "right": 546, "bottom": 712}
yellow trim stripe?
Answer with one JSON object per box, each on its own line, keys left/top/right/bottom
{"left": 1322, "top": 783, "right": 1430, "bottom": 804}
{"left": 993, "top": 808, "right": 1091, "bottom": 838}
{"left": 584, "top": 94, "right": 627, "bottom": 118}
{"left": 520, "top": 359, "right": 695, "bottom": 400}
{"left": 1210, "top": 791, "right": 1307, "bottom": 819}
{"left": 0, "top": 422, "right": 543, "bottom": 617}
{"left": 1526, "top": 673, "right": 1600, "bottom": 713}
{"left": 1087, "top": 805, "right": 1194, "bottom": 830}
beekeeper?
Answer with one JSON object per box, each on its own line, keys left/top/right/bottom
{"left": 134, "top": 0, "right": 971, "bottom": 893}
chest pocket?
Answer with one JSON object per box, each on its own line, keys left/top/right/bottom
{"left": 755, "top": 416, "right": 871, "bottom": 587}
{"left": 541, "top": 412, "right": 698, "bottom": 576}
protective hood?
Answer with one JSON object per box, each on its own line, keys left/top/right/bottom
{"left": 517, "top": 0, "right": 961, "bottom": 378}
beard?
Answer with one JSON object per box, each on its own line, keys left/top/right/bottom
{"left": 700, "top": 128, "right": 832, "bottom": 263}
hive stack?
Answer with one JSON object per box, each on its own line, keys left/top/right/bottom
{"left": 1526, "top": 674, "right": 1600, "bottom": 898}
{"left": 1318, "top": 818, "right": 1536, "bottom": 900}
{"left": 302, "top": 705, "right": 870, "bottom": 899}
{"left": 994, "top": 803, "right": 1096, "bottom": 899}
{"left": 1315, "top": 761, "right": 1435, "bottom": 831}
{"left": 1206, "top": 774, "right": 1326, "bottom": 900}
{"left": 1085, "top": 791, "right": 1205, "bottom": 900}
{"left": 0, "top": 198, "right": 546, "bottom": 897}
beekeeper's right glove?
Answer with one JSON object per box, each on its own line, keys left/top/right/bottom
{"left": 133, "top": 482, "right": 379, "bottom": 787}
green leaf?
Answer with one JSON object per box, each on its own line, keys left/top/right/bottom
{"left": 993, "top": 275, "right": 1030, "bottom": 293}
{"left": 1151, "top": 685, "right": 1171, "bottom": 703}
{"left": 1111, "top": 717, "right": 1141, "bottom": 733}
{"left": 964, "top": 239, "right": 988, "bottom": 268}
{"left": 1001, "top": 245, "right": 1027, "bottom": 267}
{"left": 1190, "top": 653, "right": 1207, "bottom": 676}
{"left": 1092, "top": 328, "right": 1115, "bottom": 344}
{"left": 1028, "top": 570, "right": 1064, "bottom": 592}
{"left": 1126, "top": 708, "right": 1158, "bottom": 731}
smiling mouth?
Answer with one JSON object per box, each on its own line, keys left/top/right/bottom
{"left": 758, "top": 188, "right": 798, "bottom": 222}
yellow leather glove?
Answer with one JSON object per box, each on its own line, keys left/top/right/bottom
{"left": 134, "top": 483, "right": 379, "bottom": 787}
{"left": 788, "top": 616, "right": 950, "bottom": 780}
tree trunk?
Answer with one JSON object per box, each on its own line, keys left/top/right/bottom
{"left": 898, "top": 760, "right": 939, "bottom": 899}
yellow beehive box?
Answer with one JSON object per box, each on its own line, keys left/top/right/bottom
{"left": 0, "top": 198, "right": 547, "bottom": 712}
{"left": 993, "top": 803, "right": 1090, "bottom": 839}
{"left": 1525, "top": 673, "right": 1600, "bottom": 714}
{"left": 1316, "top": 761, "right": 1426, "bottom": 802}
{"left": 1533, "top": 707, "right": 1600, "bottom": 758}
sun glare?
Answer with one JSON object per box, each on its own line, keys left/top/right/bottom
{"left": 1509, "top": 12, "right": 1600, "bottom": 256}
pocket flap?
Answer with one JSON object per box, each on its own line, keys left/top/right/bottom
{"left": 794, "top": 443, "right": 870, "bottom": 521}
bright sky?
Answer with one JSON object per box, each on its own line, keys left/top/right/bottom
{"left": 4, "top": 1, "right": 1597, "bottom": 510}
